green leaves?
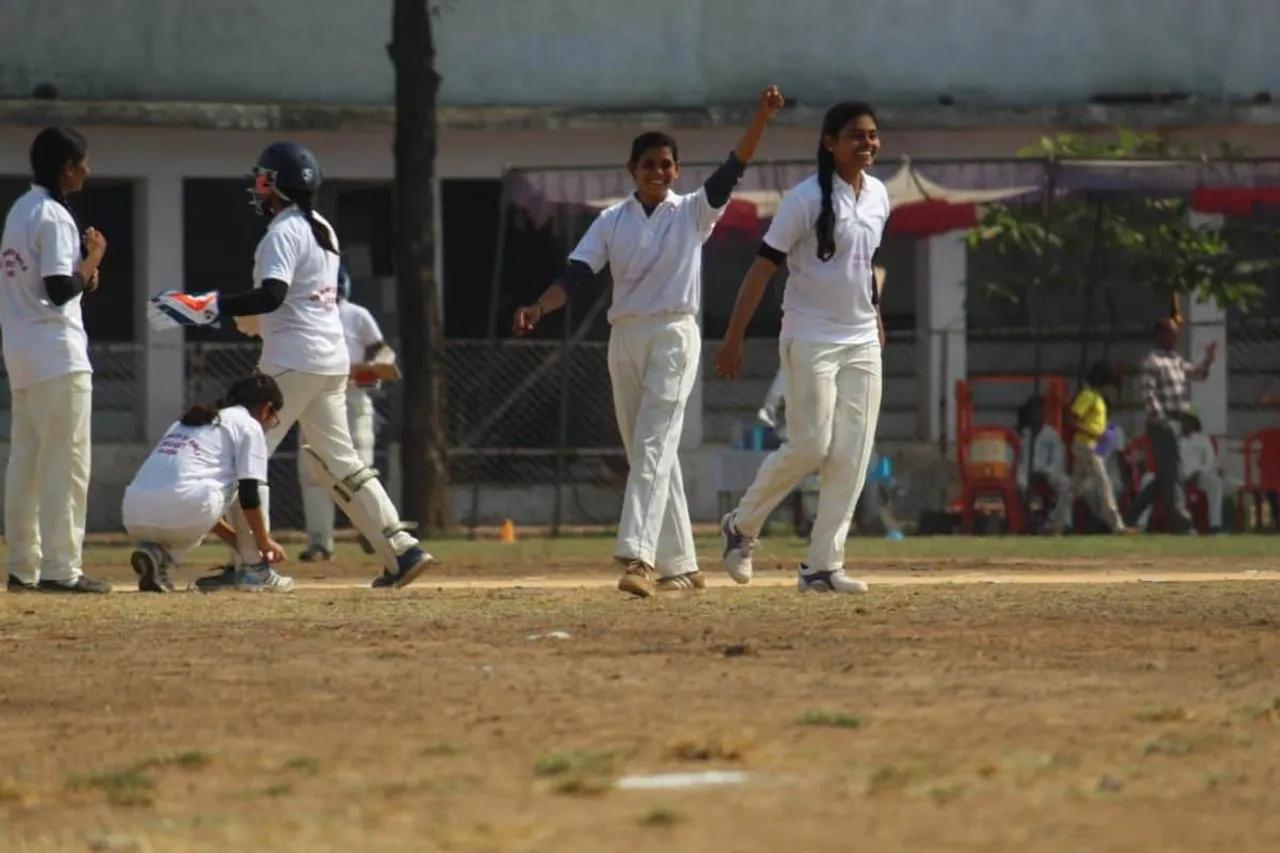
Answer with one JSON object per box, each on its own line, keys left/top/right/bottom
{"left": 968, "top": 129, "right": 1268, "bottom": 314}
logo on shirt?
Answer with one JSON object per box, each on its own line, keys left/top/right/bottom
{"left": 308, "top": 285, "right": 338, "bottom": 310}
{"left": 2, "top": 248, "right": 28, "bottom": 278}
{"left": 156, "top": 433, "right": 202, "bottom": 457}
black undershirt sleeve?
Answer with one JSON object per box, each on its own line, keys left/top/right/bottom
{"left": 557, "top": 260, "right": 597, "bottom": 299}
{"left": 43, "top": 273, "right": 87, "bottom": 307}
{"left": 219, "top": 279, "right": 288, "bottom": 317}
{"left": 238, "top": 479, "right": 261, "bottom": 510}
{"left": 703, "top": 152, "right": 748, "bottom": 209}
{"left": 756, "top": 243, "right": 786, "bottom": 266}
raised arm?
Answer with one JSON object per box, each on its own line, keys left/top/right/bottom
{"left": 1184, "top": 340, "right": 1218, "bottom": 381}
{"left": 702, "top": 87, "right": 785, "bottom": 210}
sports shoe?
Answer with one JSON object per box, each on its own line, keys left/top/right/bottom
{"left": 37, "top": 575, "right": 112, "bottom": 594}
{"left": 131, "top": 544, "right": 175, "bottom": 593}
{"left": 298, "top": 545, "right": 333, "bottom": 563}
{"left": 655, "top": 571, "right": 706, "bottom": 592}
{"left": 721, "top": 512, "right": 756, "bottom": 584}
{"left": 7, "top": 574, "right": 36, "bottom": 592}
{"left": 617, "top": 561, "right": 655, "bottom": 598}
{"left": 235, "top": 563, "right": 295, "bottom": 592}
{"left": 377, "top": 547, "right": 434, "bottom": 589}
{"left": 796, "top": 564, "right": 868, "bottom": 595}
{"left": 193, "top": 564, "right": 238, "bottom": 593}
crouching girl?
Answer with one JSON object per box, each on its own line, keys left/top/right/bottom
{"left": 122, "top": 374, "right": 289, "bottom": 592}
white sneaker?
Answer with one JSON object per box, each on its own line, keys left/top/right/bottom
{"left": 796, "top": 565, "right": 868, "bottom": 594}
{"left": 720, "top": 512, "right": 756, "bottom": 584}
{"left": 235, "top": 563, "right": 295, "bottom": 593}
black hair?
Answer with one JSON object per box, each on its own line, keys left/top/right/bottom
{"left": 1015, "top": 394, "right": 1044, "bottom": 432}
{"left": 1086, "top": 361, "right": 1119, "bottom": 389}
{"left": 287, "top": 189, "right": 338, "bottom": 255}
{"left": 180, "top": 373, "right": 284, "bottom": 428}
{"left": 628, "top": 131, "right": 679, "bottom": 165}
{"left": 30, "top": 126, "right": 88, "bottom": 209}
{"left": 815, "top": 101, "right": 877, "bottom": 262}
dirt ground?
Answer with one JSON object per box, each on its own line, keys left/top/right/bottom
{"left": 3, "top": 540, "right": 1280, "bottom": 852}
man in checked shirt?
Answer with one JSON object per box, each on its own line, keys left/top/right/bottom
{"left": 1125, "top": 318, "right": 1218, "bottom": 533}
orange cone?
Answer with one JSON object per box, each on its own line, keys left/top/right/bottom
{"left": 499, "top": 519, "right": 517, "bottom": 543}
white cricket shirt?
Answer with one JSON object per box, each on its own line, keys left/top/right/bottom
{"left": 340, "top": 300, "right": 383, "bottom": 365}
{"left": 764, "top": 173, "right": 892, "bottom": 345}
{"left": 254, "top": 207, "right": 348, "bottom": 375}
{"left": 0, "top": 185, "right": 93, "bottom": 390}
{"left": 570, "top": 188, "right": 725, "bottom": 324}
{"left": 124, "top": 405, "right": 269, "bottom": 527}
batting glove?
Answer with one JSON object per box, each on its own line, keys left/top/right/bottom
{"left": 147, "top": 291, "right": 220, "bottom": 331}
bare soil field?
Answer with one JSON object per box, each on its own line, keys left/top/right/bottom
{"left": 2, "top": 535, "right": 1279, "bottom": 852}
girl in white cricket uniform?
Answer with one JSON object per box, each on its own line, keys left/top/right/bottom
{"left": 514, "top": 87, "right": 785, "bottom": 598}
{"left": 123, "top": 374, "right": 288, "bottom": 592}
{"left": 146, "top": 141, "right": 431, "bottom": 590}
{"left": 715, "top": 101, "right": 891, "bottom": 595}
{"left": 298, "top": 264, "right": 389, "bottom": 561}
{"left": 0, "top": 126, "right": 111, "bottom": 594}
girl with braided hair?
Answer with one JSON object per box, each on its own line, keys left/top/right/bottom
{"left": 714, "top": 101, "right": 891, "bottom": 595}
{"left": 123, "top": 373, "right": 288, "bottom": 592}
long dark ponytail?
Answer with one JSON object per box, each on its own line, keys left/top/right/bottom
{"left": 813, "top": 101, "right": 878, "bottom": 262}
{"left": 180, "top": 373, "right": 284, "bottom": 427}
{"left": 290, "top": 189, "right": 338, "bottom": 255}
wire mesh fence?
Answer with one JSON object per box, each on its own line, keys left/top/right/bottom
{"left": 443, "top": 338, "right": 625, "bottom": 530}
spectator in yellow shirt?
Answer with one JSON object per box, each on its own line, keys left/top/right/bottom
{"left": 1048, "top": 363, "right": 1132, "bottom": 534}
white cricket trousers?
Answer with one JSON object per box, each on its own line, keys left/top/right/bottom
{"left": 734, "top": 340, "right": 883, "bottom": 572}
{"left": 298, "top": 388, "right": 375, "bottom": 550}
{"left": 609, "top": 314, "right": 700, "bottom": 577}
{"left": 249, "top": 364, "right": 417, "bottom": 567}
{"left": 122, "top": 484, "right": 228, "bottom": 564}
{"left": 4, "top": 371, "right": 92, "bottom": 584}
{"left": 1052, "top": 444, "right": 1125, "bottom": 531}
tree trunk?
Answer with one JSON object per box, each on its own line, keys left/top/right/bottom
{"left": 389, "top": 0, "right": 450, "bottom": 533}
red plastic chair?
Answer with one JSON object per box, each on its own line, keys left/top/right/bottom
{"left": 1238, "top": 428, "right": 1280, "bottom": 531}
{"left": 958, "top": 427, "right": 1025, "bottom": 534}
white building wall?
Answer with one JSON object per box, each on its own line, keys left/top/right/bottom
{"left": 3, "top": 0, "right": 1279, "bottom": 108}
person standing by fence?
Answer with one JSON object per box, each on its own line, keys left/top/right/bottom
{"left": 1125, "top": 318, "right": 1216, "bottom": 533}
{"left": 2, "top": 127, "right": 111, "bottom": 594}
{"left": 513, "top": 86, "right": 786, "bottom": 597}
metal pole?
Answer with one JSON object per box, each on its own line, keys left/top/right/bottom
{"left": 550, "top": 182, "right": 583, "bottom": 538}
{"left": 937, "top": 328, "right": 948, "bottom": 456}
{"left": 1025, "top": 159, "right": 1058, "bottom": 494}
{"left": 467, "top": 170, "right": 511, "bottom": 539}
{"left": 552, "top": 298, "right": 574, "bottom": 538}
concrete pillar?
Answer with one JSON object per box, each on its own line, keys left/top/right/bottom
{"left": 1186, "top": 212, "right": 1229, "bottom": 438}
{"left": 915, "top": 231, "right": 968, "bottom": 445}
{"left": 136, "top": 174, "right": 187, "bottom": 442}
